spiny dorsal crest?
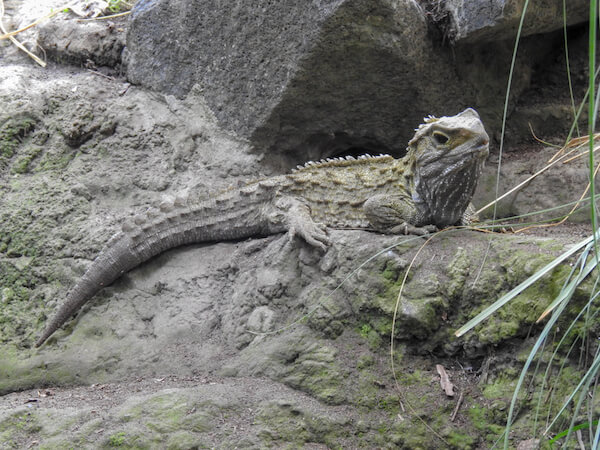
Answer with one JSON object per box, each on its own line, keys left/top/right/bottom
{"left": 291, "top": 154, "right": 393, "bottom": 173}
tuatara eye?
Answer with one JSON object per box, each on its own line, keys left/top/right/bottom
{"left": 433, "top": 131, "right": 449, "bottom": 145}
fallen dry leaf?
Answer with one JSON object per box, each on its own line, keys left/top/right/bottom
{"left": 436, "top": 364, "right": 455, "bottom": 397}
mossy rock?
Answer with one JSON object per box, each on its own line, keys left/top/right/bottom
{"left": 0, "top": 115, "right": 37, "bottom": 171}
{"left": 119, "top": 392, "right": 215, "bottom": 434}
{"left": 256, "top": 400, "right": 351, "bottom": 448}
{"left": 281, "top": 343, "right": 346, "bottom": 404}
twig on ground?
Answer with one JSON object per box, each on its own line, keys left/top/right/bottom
{"left": 576, "top": 429, "right": 585, "bottom": 450}
{"left": 0, "top": 0, "right": 47, "bottom": 66}
{"left": 450, "top": 391, "right": 464, "bottom": 422}
{"left": 80, "top": 11, "right": 130, "bottom": 20}
{"left": 514, "top": 160, "right": 600, "bottom": 234}
{"left": 86, "top": 69, "right": 115, "bottom": 80}
{"left": 0, "top": 0, "right": 76, "bottom": 40}
{"left": 528, "top": 122, "right": 562, "bottom": 149}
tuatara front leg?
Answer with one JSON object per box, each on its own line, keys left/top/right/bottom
{"left": 363, "top": 194, "right": 436, "bottom": 235}
{"left": 268, "top": 196, "right": 330, "bottom": 250}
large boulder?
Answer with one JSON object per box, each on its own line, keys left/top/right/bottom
{"left": 125, "top": 0, "right": 556, "bottom": 162}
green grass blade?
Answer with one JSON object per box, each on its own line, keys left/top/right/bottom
{"left": 544, "top": 350, "right": 600, "bottom": 439}
{"left": 563, "top": 0, "right": 580, "bottom": 136}
{"left": 539, "top": 283, "right": 600, "bottom": 437}
{"left": 589, "top": 0, "right": 599, "bottom": 236}
{"left": 537, "top": 250, "right": 598, "bottom": 321}
{"left": 548, "top": 421, "right": 599, "bottom": 444}
{"left": 593, "top": 416, "right": 600, "bottom": 449}
{"left": 562, "top": 352, "right": 600, "bottom": 446}
{"left": 503, "top": 294, "right": 572, "bottom": 449}
{"left": 454, "top": 233, "right": 597, "bottom": 337}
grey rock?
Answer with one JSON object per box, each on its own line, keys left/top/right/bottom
{"left": 433, "top": 0, "right": 589, "bottom": 44}
{"left": 475, "top": 146, "right": 600, "bottom": 223}
{"left": 37, "top": 15, "right": 126, "bottom": 67}
{"left": 125, "top": 0, "right": 553, "bottom": 160}
{"left": 246, "top": 306, "right": 276, "bottom": 334}
{"left": 0, "top": 377, "right": 366, "bottom": 449}
{"left": 126, "top": 0, "right": 348, "bottom": 144}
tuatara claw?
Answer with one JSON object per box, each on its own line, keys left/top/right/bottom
{"left": 388, "top": 222, "right": 437, "bottom": 236}
{"left": 289, "top": 219, "right": 330, "bottom": 251}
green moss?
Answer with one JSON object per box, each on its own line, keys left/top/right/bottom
{"left": 463, "top": 264, "right": 506, "bottom": 304}
{"left": 166, "top": 431, "right": 203, "bottom": 450}
{"left": 0, "top": 116, "right": 37, "bottom": 171}
{"left": 120, "top": 393, "right": 215, "bottom": 436}
{"left": 467, "top": 404, "right": 504, "bottom": 443}
{"left": 403, "top": 294, "right": 448, "bottom": 338}
{"left": 354, "top": 384, "right": 379, "bottom": 410}
{"left": 482, "top": 376, "right": 518, "bottom": 401}
{"left": 380, "top": 257, "right": 406, "bottom": 283}
{"left": 0, "top": 260, "right": 56, "bottom": 345}
{"left": 473, "top": 250, "right": 572, "bottom": 344}
{"left": 0, "top": 177, "right": 84, "bottom": 258}
{"left": 35, "top": 149, "right": 76, "bottom": 172}
{"left": 447, "top": 247, "right": 470, "bottom": 298}
{"left": 524, "top": 365, "right": 590, "bottom": 433}
{"left": 0, "top": 166, "right": 90, "bottom": 347}
{"left": 367, "top": 256, "right": 451, "bottom": 341}
{"left": 0, "top": 346, "right": 77, "bottom": 395}
{"left": 0, "top": 410, "right": 42, "bottom": 447}
{"left": 502, "top": 249, "right": 556, "bottom": 286}
{"left": 397, "top": 368, "right": 426, "bottom": 386}
{"left": 281, "top": 344, "right": 345, "bottom": 404}
{"left": 356, "top": 353, "right": 374, "bottom": 369}
{"left": 358, "top": 323, "right": 383, "bottom": 349}
{"left": 446, "top": 430, "right": 476, "bottom": 449}
{"left": 388, "top": 415, "right": 447, "bottom": 449}
{"left": 257, "top": 401, "right": 349, "bottom": 448}
{"left": 369, "top": 316, "right": 394, "bottom": 337}
{"left": 101, "top": 431, "right": 148, "bottom": 449}
{"left": 358, "top": 323, "right": 371, "bottom": 338}
{"left": 376, "top": 394, "right": 403, "bottom": 414}
{"left": 108, "top": 431, "right": 127, "bottom": 447}
{"left": 11, "top": 146, "right": 43, "bottom": 174}
{"left": 306, "top": 296, "right": 346, "bottom": 338}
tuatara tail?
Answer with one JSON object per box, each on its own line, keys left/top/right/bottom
{"left": 35, "top": 236, "right": 139, "bottom": 347}
{"left": 35, "top": 187, "right": 274, "bottom": 347}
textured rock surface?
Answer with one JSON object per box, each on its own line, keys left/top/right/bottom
{"left": 475, "top": 146, "right": 600, "bottom": 223}
{"left": 124, "top": 0, "right": 555, "bottom": 163}
{"left": 432, "top": 0, "right": 589, "bottom": 43}
{"left": 0, "top": 378, "right": 376, "bottom": 449}
{"left": 37, "top": 15, "right": 126, "bottom": 67}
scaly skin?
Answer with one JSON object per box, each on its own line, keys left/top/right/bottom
{"left": 35, "top": 108, "right": 489, "bottom": 347}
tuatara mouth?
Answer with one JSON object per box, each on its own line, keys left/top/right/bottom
{"left": 445, "top": 138, "right": 489, "bottom": 166}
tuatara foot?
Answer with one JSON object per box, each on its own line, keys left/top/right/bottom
{"left": 272, "top": 196, "right": 330, "bottom": 251}
{"left": 387, "top": 222, "right": 438, "bottom": 236}
{"left": 288, "top": 216, "right": 330, "bottom": 251}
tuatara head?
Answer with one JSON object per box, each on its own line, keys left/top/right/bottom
{"left": 408, "top": 108, "right": 490, "bottom": 227}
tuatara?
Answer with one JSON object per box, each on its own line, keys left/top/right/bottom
{"left": 35, "top": 108, "right": 489, "bottom": 347}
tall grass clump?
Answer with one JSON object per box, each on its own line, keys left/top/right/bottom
{"left": 455, "top": 1, "right": 600, "bottom": 448}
